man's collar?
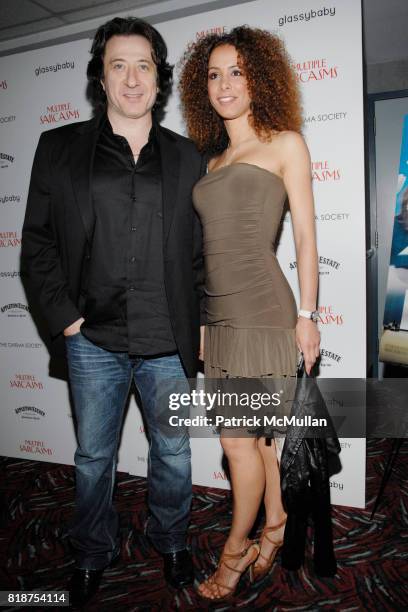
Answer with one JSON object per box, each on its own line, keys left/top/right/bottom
{"left": 101, "top": 112, "right": 158, "bottom": 141}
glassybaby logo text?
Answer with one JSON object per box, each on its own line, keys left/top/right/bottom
{"left": 168, "top": 388, "right": 283, "bottom": 411}
{"left": 278, "top": 7, "right": 336, "bottom": 27}
{"left": 34, "top": 61, "right": 75, "bottom": 77}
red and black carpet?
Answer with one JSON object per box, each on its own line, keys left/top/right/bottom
{"left": 1, "top": 438, "right": 407, "bottom": 611}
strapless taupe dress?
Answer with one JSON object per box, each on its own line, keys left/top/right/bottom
{"left": 193, "top": 163, "right": 298, "bottom": 380}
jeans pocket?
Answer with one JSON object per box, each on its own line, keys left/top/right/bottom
{"left": 65, "top": 330, "right": 82, "bottom": 342}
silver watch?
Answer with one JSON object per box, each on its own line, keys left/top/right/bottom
{"left": 298, "top": 309, "right": 319, "bottom": 322}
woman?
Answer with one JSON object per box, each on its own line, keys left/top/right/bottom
{"left": 179, "top": 26, "right": 320, "bottom": 601}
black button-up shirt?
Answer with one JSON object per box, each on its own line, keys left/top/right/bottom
{"left": 80, "top": 117, "right": 176, "bottom": 355}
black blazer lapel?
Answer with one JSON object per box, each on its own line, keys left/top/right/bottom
{"left": 69, "top": 115, "right": 101, "bottom": 244}
{"left": 158, "top": 127, "right": 181, "bottom": 246}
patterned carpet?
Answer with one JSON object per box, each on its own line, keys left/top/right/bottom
{"left": 1, "top": 438, "right": 407, "bottom": 611}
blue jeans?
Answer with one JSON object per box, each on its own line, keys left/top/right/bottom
{"left": 65, "top": 332, "right": 191, "bottom": 570}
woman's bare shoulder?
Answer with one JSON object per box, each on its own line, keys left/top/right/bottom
{"left": 270, "top": 130, "right": 306, "bottom": 150}
{"left": 273, "top": 132, "right": 311, "bottom": 169}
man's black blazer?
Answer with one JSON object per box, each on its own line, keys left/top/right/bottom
{"left": 21, "top": 114, "right": 206, "bottom": 378}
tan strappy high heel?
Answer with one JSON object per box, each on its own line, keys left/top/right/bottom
{"left": 197, "top": 540, "right": 260, "bottom": 602}
{"left": 251, "top": 518, "right": 286, "bottom": 581}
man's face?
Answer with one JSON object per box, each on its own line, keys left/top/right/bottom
{"left": 101, "top": 34, "right": 158, "bottom": 120}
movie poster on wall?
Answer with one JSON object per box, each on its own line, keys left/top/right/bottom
{"left": 379, "top": 114, "right": 408, "bottom": 365}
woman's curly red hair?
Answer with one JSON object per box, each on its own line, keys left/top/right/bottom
{"left": 179, "top": 26, "right": 302, "bottom": 155}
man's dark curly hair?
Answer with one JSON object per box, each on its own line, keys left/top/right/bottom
{"left": 87, "top": 17, "right": 173, "bottom": 119}
{"left": 179, "top": 26, "right": 302, "bottom": 155}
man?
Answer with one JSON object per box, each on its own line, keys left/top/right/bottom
{"left": 22, "top": 17, "right": 205, "bottom": 606}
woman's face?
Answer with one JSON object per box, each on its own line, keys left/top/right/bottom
{"left": 207, "top": 44, "right": 251, "bottom": 121}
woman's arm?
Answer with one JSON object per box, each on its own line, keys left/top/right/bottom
{"left": 280, "top": 131, "right": 320, "bottom": 374}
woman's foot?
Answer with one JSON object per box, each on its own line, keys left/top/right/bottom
{"left": 252, "top": 518, "right": 286, "bottom": 580}
{"left": 197, "top": 540, "right": 259, "bottom": 601}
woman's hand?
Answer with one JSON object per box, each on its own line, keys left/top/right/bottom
{"left": 199, "top": 325, "right": 205, "bottom": 361}
{"left": 295, "top": 317, "right": 320, "bottom": 374}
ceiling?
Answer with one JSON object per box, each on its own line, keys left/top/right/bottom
{"left": 0, "top": 0, "right": 168, "bottom": 41}
{"left": 0, "top": 0, "right": 407, "bottom": 65}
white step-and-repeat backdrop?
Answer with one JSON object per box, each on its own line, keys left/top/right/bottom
{"left": 0, "top": 0, "right": 366, "bottom": 507}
